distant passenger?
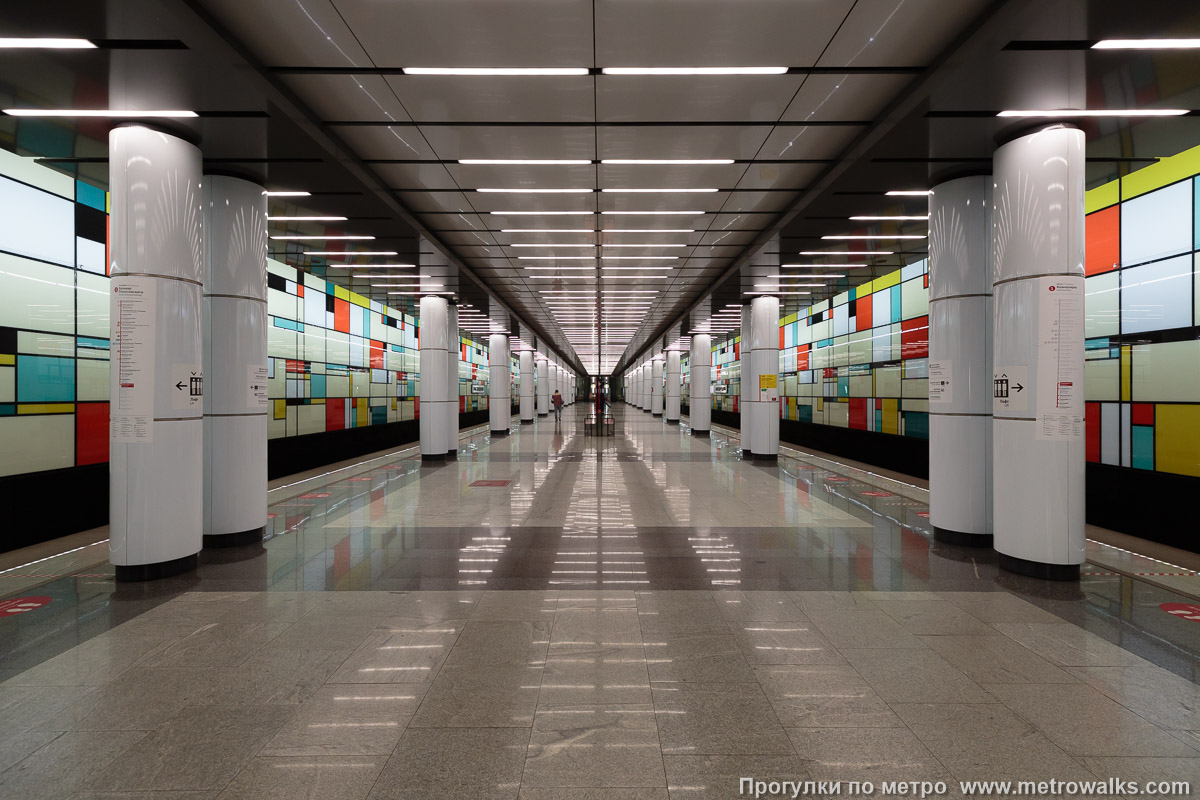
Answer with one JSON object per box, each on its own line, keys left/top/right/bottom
{"left": 552, "top": 389, "right": 564, "bottom": 422}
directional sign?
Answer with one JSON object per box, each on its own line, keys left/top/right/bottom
{"left": 928, "top": 360, "right": 952, "bottom": 404}
{"left": 247, "top": 365, "right": 269, "bottom": 408}
{"left": 993, "top": 365, "right": 1028, "bottom": 414}
{"left": 171, "top": 363, "right": 203, "bottom": 410}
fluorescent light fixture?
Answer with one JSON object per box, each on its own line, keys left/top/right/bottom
{"left": 600, "top": 210, "right": 704, "bottom": 215}
{"left": 602, "top": 243, "right": 686, "bottom": 247}
{"left": 601, "top": 159, "right": 734, "bottom": 165}
{"left": 490, "top": 211, "right": 593, "bottom": 215}
{"left": 271, "top": 235, "right": 375, "bottom": 240}
{"left": 997, "top": 108, "right": 1188, "bottom": 117}
{"left": 602, "top": 256, "right": 677, "bottom": 260}
{"left": 798, "top": 250, "right": 892, "bottom": 256}
{"left": 753, "top": 283, "right": 826, "bottom": 288}
{"left": 523, "top": 266, "right": 595, "bottom": 270}
{"left": 823, "top": 234, "right": 926, "bottom": 240}
{"left": 371, "top": 283, "right": 443, "bottom": 288}
{"left": 460, "top": 159, "right": 591, "bottom": 165}
{"left": 602, "top": 67, "right": 787, "bottom": 76}
{"left": 601, "top": 266, "right": 673, "bottom": 270}
{"left": 477, "top": 187, "right": 592, "bottom": 193}
{"left": 782, "top": 263, "right": 868, "bottom": 268}
{"left": 603, "top": 274, "right": 668, "bottom": 279}
{"left": 1093, "top": 39, "right": 1200, "bottom": 49}
{"left": 325, "top": 263, "right": 415, "bottom": 268}
{"left": 264, "top": 190, "right": 310, "bottom": 198}
{"left": 510, "top": 243, "right": 594, "bottom": 247}
{"left": 355, "top": 274, "right": 436, "bottom": 279}
{"left": 518, "top": 256, "right": 595, "bottom": 260}
{"left": 3, "top": 108, "right": 197, "bottom": 117}
{"left": 388, "top": 291, "right": 455, "bottom": 295}
{"left": 601, "top": 188, "right": 718, "bottom": 193}
{"left": 746, "top": 291, "right": 811, "bottom": 295}
{"left": 885, "top": 190, "right": 932, "bottom": 196}
{"left": 762, "top": 274, "right": 843, "bottom": 279}
{"left": 403, "top": 67, "right": 588, "bottom": 76}
{"left": 604, "top": 229, "right": 695, "bottom": 233}
{"left": 502, "top": 228, "right": 593, "bottom": 233}
{"left": 268, "top": 215, "right": 347, "bottom": 221}
{"left": 0, "top": 38, "right": 96, "bottom": 48}
{"left": 306, "top": 251, "right": 398, "bottom": 256}
{"left": 849, "top": 215, "right": 929, "bottom": 221}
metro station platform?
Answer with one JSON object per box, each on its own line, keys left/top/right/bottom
{"left": 1, "top": 407, "right": 1199, "bottom": 799}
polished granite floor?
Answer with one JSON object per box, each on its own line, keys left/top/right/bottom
{"left": 2, "top": 405, "right": 1200, "bottom": 798}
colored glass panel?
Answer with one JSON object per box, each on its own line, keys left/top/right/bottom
{"left": 1085, "top": 205, "right": 1120, "bottom": 275}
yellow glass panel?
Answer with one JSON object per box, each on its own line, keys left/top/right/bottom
{"left": 0, "top": 354, "right": 14, "bottom": 365}
{"left": 349, "top": 289, "right": 371, "bottom": 309}
{"left": 872, "top": 269, "right": 901, "bottom": 291}
{"left": 881, "top": 398, "right": 899, "bottom": 435}
{"left": 1121, "top": 142, "right": 1200, "bottom": 201}
{"left": 17, "top": 403, "right": 73, "bottom": 414}
{"left": 1120, "top": 345, "right": 1132, "bottom": 402}
{"left": 1155, "top": 404, "right": 1200, "bottom": 478}
{"left": 333, "top": 285, "right": 350, "bottom": 301}
{"left": 356, "top": 398, "right": 368, "bottom": 427}
{"left": 273, "top": 399, "right": 286, "bottom": 420}
{"left": 1085, "top": 180, "right": 1120, "bottom": 214}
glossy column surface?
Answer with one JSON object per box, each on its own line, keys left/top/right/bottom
{"left": 650, "top": 355, "right": 664, "bottom": 417}
{"left": 992, "top": 125, "right": 1086, "bottom": 578}
{"left": 419, "top": 295, "right": 450, "bottom": 459}
{"left": 446, "top": 306, "right": 459, "bottom": 455}
{"left": 489, "top": 333, "right": 511, "bottom": 435}
{"left": 665, "top": 350, "right": 681, "bottom": 422}
{"left": 739, "top": 304, "right": 755, "bottom": 455}
{"left": 749, "top": 295, "right": 780, "bottom": 458}
{"left": 519, "top": 349, "right": 535, "bottom": 422}
{"left": 108, "top": 126, "right": 205, "bottom": 578}
{"left": 536, "top": 356, "right": 549, "bottom": 416}
{"left": 202, "top": 174, "right": 268, "bottom": 546}
{"left": 690, "top": 333, "right": 712, "bottom": 434}
{"left": 929, "top": 175, "right": 994, "bottom": 547}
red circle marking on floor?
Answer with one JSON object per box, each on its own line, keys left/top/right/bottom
{"left": 916, "top": 511, "right": 930, "bottom": 518}
{"left": 824, "top": 477, "right": 850, "bottom": 482}
{"left": 1160, "top": 603, "right": 1200, "bottom": 622}
{"left": 861, "top": 491, "right": 893, "bottom": 497}
{"left": 298, "top": 492, "right": 332, "bottom": 499}
{"left": 0, "top": 596, "right": 51, "bottom": 615}
{"left": 348, "top": 477, "right": 372, "bottom": 482}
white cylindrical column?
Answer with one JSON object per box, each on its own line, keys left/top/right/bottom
{"left": 992, "top": 125, "right": 1086, "bottom": 580}
{"left": 650, "top": 355, "right": 664, "bottom": 417}
{"left": 665, "top": 350, "right": 681, "bottom": 423}
{"left": 690, "top": 333, "right": 712, "bottom": 436}
{"left": 202, "top": 174, "right": 268, "bottom": 548}
{"left": 446, "top": 305, "right": 459, "bottom": 457}
{"left": 536, "top": 355, "right": 549, "bottom": 416}
{"left": 634, "top": 362, "right": 641, "bottom": 409}
{"left": 929, "top": 175, "right": 993, "bottom": 547}
{"left": 519, "top": 349, "right": 535, "bottom": 423}
{"left": 419, "top": 295, "right": 450, "bottom": 460}
{"left": 749, "top": 296, "right": 780, "bottom": 459}
{"left": 109, "top": 125, "right": 205, "bottom": 580}
{"left": 489, "top": 333, "right": 511, "bottom": 435}
{"left": 642, "top": 360, "right": 652, "bottom": 412}
{"left": 739, "top": 304, "right": 755, "bottom": 455}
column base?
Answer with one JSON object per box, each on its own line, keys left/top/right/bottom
{"left": 203, "top": 526, "right": 264, "bottom": 548}
{"left": 446, "top": 450, "right": 458, "bottom": 459}
{"left": 997, "top": 552, "right": 1080, "bottom": 581}
{"left": 666, "top": 418, "right": 680, "bottom": 424}
{"left": 692, "top": 429, "right": 710, "bottom": 437}
{"left": 115, "top": 552, "right": 199, "bottom": 583}
{"left": 491, "top": 429, "right": 510, "bottom": 437}
{"left": 521, "top": 419, "right": 534, "bottom": 425}
{"left": 652, "top": 413, "right": 662, "bottom": 417}
{"left": 741, "top": 449, "right": 753, "bottom": 458}
{"left": 538, "top": 412, "right": 548, "bottom": 417}
{"left": 751, "top": 452, "right": 778, "bottom": 461}
{"left": 421, "top": 453, "right": 447, "bottom": 463}
{"left": 933, "top": 526, "right": 993, "bottom": 548}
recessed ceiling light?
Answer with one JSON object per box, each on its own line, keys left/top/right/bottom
{"left": 502, "top": 228, "right": 594, "bottom": 233}
{"left": 762, "top": 274, "right": 844, "bottom": 279}
{"left": 602, "top": 243, "right": 686, "bottom": 247}
{"left": 782, "top": 263, "right": 868, "bottom": 268}
{"left": 600, "top": 210, "right": 704, "bottom": 215}
{"left": 745, "top": 291, "right": 811, "bottom": 295}
{"left": 403, "top": 67, "right": 589, "bottom": 76}
{"left": 996, "top": 108, "right": 1187, "bottom": 117}
{"left": 601, "top": 266, "right": 673, "bottom": 270}
{"left": 603, "top": 274, "right": 668, "bottom": 279}
{"left": 602, "top": 256, "right": 677, "bottom": 260}
{"left": 460, "top": 159, "right": 591, "bottom": 165}
{"left": 354, "top": 274, "right": 437, "bottom": 279}
{"left": 3, "top": 108, "right": 198, "bottom": 117}
{"left": 822, "top": 234, "right": 927, "bottom": 240}
{"left": 849, "top": 215, "right": 929, "bottom": 221}
{"left": 603, "top": 229, "right": 695, "bottom": 233}
{"left": 518, "top": 256, "right": 595, "bottom": 260}
{"left": 0, "top": 37, "right": 96, "bottom": 48}
{"left": 1093, "top": 39, "right": 1200, "bottom": 49}
{"left": 268, "top": 215, "right": 348, "bottom": 221}
{"left": 510, "top": 243, "right": 594, "bottom": 247}
{"left": 325, "top": 263, "right": 415, "bottom": 268}
{"left": 490, "top": 211, "right": 594, "bottom": 215}
{"left": 523, "top": 266, "right": 595, "bottom": 270}
{"left": 601, "top": 159, "right": 734, "bottom": 165}
{"left": 388, "top": 291, "right": 456, "bottom": 295}
{"left": 884, "top": 190, "right": 932, "bottom": 196}
{"left": 601, "top": 188, "right": 719, "bottom": 193}
{"left": 798, "top": 251, "right": 892, "bottom": 255}
{"left": 477, "top": 187, "right": 592, "bottom": 193}
{"left": 601, "top": 67, "right": 787, "bottom": 76}
{"left": 270, "top": 235, "right": 375, "bottom": 240}
{"left": 264, "top": 190, "right": 311, "bottom": 197}
{"left": 306, "top": 250, "right": 398, "bottom": 256}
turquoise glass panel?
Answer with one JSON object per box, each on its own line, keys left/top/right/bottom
{"left": 17, "top": 355, "right": 74, "bottom": 402}
{"left": 1132, "top": 425, "right": 1155, "bottom": 470}
{"left": 890, "top": 286, "right": 902, "bottom": 323}
{"left": 311, "top": 374, "right": 327, "bottom": 398}
{"left": 76, "top": 180, "right": 106, "bottom": 211}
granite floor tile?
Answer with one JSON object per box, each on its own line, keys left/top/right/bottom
{"left": 328, "top": 628, "right": 455, "bottom": 684}
{"left": 645, "top": 633, "right": 755, "bottom": 683}
{"left": 865, "top": 596, "right": 994, "bottom": 635}
{"left": 0, "top": 729, "right": 61, "bottom": 774}
{"left": 662, "top": 755, "right": 811, "bottom": 800}
{"left": 729, "top": 623, "right": 845, "bottom": 666}
{"left": 443, "top": 620, "right": 550, "bottom": 667}
{"left": 385, "top": 592, "right": 482, "bottom": 621}
{"left": 0, "top": 685, "right": 99, "bottom": 732}
{"left": 919, "top": 635, "right": 1078, "bottom": 685}
{"left": 785, "top": 727, "right": 949, "bottom": 784}
{"left": 214, "top": 756, "right": 386, "bottom": 800}
{"left": 367, "top": 727, "right": 528, "bottom": 800}
{"left": 539, "top": 645, "right": 651, "bottom": 705}
{"left": 652, "top": 681, "right": 794, "bottom": 756}
{"left": 0, "top": 730, "right": 148, "bottom": 800}
{"left": 265, "top": 617, "right": 381, "bottom": 653}
{"left": 935, "top": 592, "right": 1064, "bottom": 624}
{"left": 753, "top": 664, "right": 903, "bottom": 728}
{"left": 260, "top": 685, "right": 422, "bottom": 756}
{"left": 33, "top": 668, "right": 218, "bottom": 731}
{"left": 522, "top": 704, "right": 664, "bottom": 788}
{"left": 1067, "top": 666, "right": 1200, "bottom": 731}
{"left": 408, "top": 664, "right": 541, "bottom": 727}
{"left": 517, "top": 789, "right": 668, "bottom": 800}
{"left": 85, "top": 705, "right": 296, "bottom": 792}
{"left": 840, "top": 648, "right": 993, "bottom": 704}
{"left": 990, "top": 623, "right": 1153, "bottom": 668}
{"left": 551, "top": 608, "right": 642, "bottom": 646}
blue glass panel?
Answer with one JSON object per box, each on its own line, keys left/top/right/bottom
{"left": 17, "top": 355, "right": 74, "bottom": 402}
{"left": 890, "top": 286, "right": 902, "bottom": 323}
{"left": 76, "top": 180, "right": 107, "bottom": 211}
{"left": 371, "top": 405, "right": 387, "bottom": 425}
{"left": 311, "top": 374, "right": 327, "bottom": 398}
{"left": 902, "top": 410, "right": 929, "bottom": 439}
{"left": 1131, "top": 425, "right": 1155, "bottom": 470}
